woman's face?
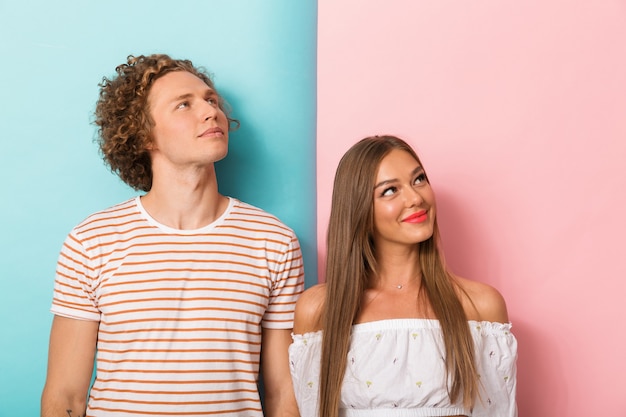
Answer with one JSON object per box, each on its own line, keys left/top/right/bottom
{"left": 372, "top": 149, "right": 436, "bottom": 251}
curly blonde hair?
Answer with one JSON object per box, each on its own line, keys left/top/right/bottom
{"left": 94, "top": 54, "right": 239, "bottom": 191}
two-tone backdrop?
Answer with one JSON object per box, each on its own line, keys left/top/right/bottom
{"left": 1, "top": 1, "right": 625, "bottom": 416}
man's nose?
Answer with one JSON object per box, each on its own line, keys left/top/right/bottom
{"left": 201, "top": 101, "right": 218, "bottom": 121}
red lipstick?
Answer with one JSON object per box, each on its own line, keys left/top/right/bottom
{"left": 402, "top": 210, "right": 428, "bottom": 223}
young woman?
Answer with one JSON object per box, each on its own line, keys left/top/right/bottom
{"left": 289, "top": 135, "right": 517, "bottom": 417}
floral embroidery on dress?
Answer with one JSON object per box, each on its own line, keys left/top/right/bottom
{"left": 288, "top": 320, "right": 516, "bottom": 416}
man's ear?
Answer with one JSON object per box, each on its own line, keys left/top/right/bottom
{"left": 145, "top": 137, "right": 157, "bottom": 151}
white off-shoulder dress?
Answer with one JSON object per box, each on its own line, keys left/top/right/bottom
{"left": 289, "top": 319, "right": 517, "bottom": 417}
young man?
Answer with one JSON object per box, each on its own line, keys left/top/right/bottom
{"left": 41, "top": 54, "right": 304, "bottom": 417}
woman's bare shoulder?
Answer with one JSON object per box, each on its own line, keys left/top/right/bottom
{"left": 454, "top": 276, "right": 510, "bottom": 323}
{"left": 293, "top": 283, "right": 326, "bottom": 334}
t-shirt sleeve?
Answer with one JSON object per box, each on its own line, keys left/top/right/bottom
{"left": 50, "top": 231, "right": 101, "bottom": 322}
{"left": 262, "top": 231, "right": 305, "bottom": 329}
{"left": 471, "top": 322, "right": 518, "bottom": 417}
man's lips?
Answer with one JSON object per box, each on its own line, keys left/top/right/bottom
{"left": 402, "top": 210, "right": 428, "bottom": 223}
{"left": 199, "top": 127, "right": 224, "bottom": 137}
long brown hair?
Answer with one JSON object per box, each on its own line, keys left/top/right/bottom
{"left": 319, "top": 135, "right": 478, "bottom": 417}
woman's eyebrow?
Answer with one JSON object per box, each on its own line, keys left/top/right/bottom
{"left": 374, "top": 178, "right": 397, "bottom": 189}
{"left": 374, "top": 165, "right": 423, "bottom": 189}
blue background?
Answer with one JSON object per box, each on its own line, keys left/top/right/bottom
{"left": 0, "top": 1, "right": 317, "bottom": 413}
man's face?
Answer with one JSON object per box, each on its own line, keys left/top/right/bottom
{"left": 147, "top": 70, "right": 230, "bottom": 169}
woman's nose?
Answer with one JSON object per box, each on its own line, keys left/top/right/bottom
{"left": 405, "top": 186, "right": 424, "bottom": 206}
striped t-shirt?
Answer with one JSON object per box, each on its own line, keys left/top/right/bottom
{"left": 51, "top": 196, "right": 305, "bottom": 416}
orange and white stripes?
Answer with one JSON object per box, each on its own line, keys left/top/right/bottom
{"left": 51, "top": 197, "right": 304, "bottom": 416}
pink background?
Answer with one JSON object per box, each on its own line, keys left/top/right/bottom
{"left": 317, "top": 1, "right": 626, "bottom": 416}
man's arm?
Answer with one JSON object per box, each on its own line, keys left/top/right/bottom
{"left": 41, "top": 316, "right": 99, "bottom": 417}
{"left": 261, "top": 328, "right": 300, "bottom": 417}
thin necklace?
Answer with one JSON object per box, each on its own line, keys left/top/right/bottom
{"left": 393, "top": 273, "right": 421, "bottom": 290}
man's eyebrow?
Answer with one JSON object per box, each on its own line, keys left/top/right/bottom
{"left": 373, "top": 165, "right": 423, "bottom": 189}
{"left": 171, "top": 93, "right": 193, "bottom": 103}
{"left": 169, "top": 88, "right": 217, "bottom": 103}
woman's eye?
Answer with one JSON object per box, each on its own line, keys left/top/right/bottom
{"left": 207, "top": 97, "right": 218, "bottom": 106}
{"left": 381, "top": 186, "right": 397, "bottom": 197}
{"left": 414, "top": 173, "right": 427, "bottom": 185}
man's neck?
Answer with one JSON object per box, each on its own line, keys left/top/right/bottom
{"left": 140, "top": 164, "right": 228, "bottom": 230}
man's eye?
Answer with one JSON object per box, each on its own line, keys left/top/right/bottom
{"left": 176, "top": 101, "right": 189, "bottom": 109}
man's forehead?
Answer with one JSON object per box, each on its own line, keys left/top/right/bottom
{"left": 149, "top": 71, "right": 214, "bottom": 103}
